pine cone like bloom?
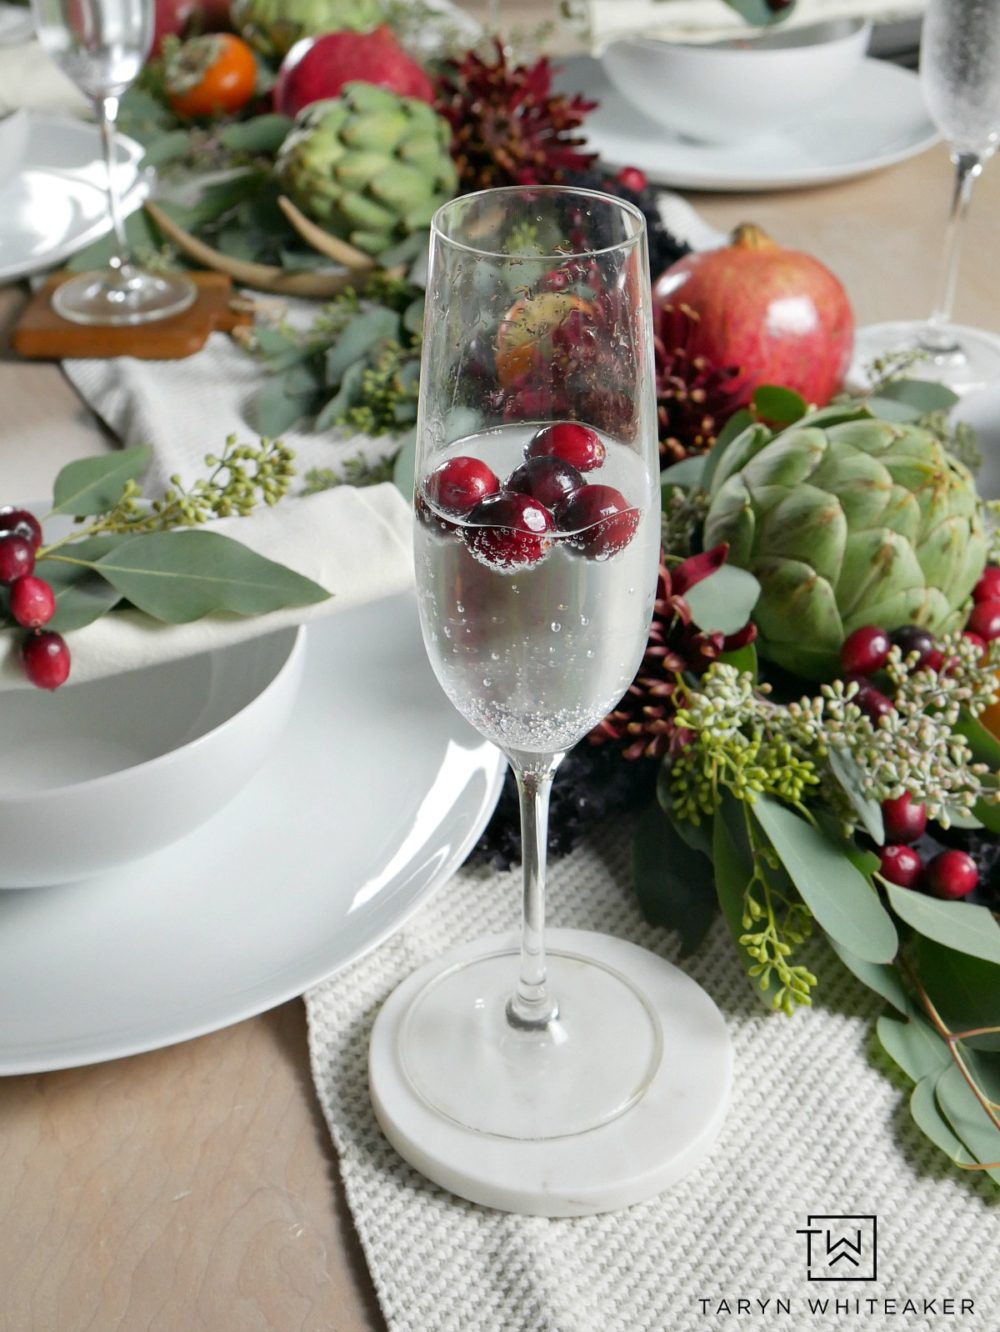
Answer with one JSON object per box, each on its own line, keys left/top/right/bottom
{"left": 589, "top": 546, "right": 756, "bottom": 760}
{"left": 435, "top": 41, "right": 597, "bottom": 192}
{"left": 656, "top": 303, "right": 742, "bottom": 464}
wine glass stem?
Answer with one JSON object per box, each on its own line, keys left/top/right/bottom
{"left": 506, "top": 751, "right": 564, "bottom": 1031}
{"left": 96, "top": 94, "right": 132, "bottom": 279}
{"left": 923, "top": 150, "right": 982, "bottom": 353}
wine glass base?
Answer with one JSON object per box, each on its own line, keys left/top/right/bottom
{"left": 369, "top": 928, "right": 733, "bottom": 1217}
{"left": 847, "top": 321, "right": 1000, "bottom": 396}
{"left": 52, "top": 269, "right": 197, "bottom": 327}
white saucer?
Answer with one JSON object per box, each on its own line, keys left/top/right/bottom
{"left": 561, "top": 56, "right": 939, "bottom": 192}
{"left": 370, "top": 929, "right": 733, "bottom": 1216}
{"left": 0, "top": 594, "right": 506, "bottom": 1074}
{"left": 0, "top": 112, "right": 147, "bottom": 282}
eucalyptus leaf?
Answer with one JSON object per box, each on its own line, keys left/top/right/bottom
{"left": 973, "top": 796, "right": 1000, "bottom": 835}
{"left": 827, "top": 745, "right": 885, "bottom": 843}
{"left": 829, "top": 940, "right": 908, "bottom": 1013}
{"left": 219, "top": 114, "right": 294, "bottom": 154}
{"left": 90, "top": 531, "right": 330, "bottom": 622}
{"left": 660, "top": 455, "right": 707, "bottom": 493}
{"left": 752, "top": 794, "right": 898, "bottom": 963}
{"left": 672, "top": 812, "right": 714, "bottom": 860}
{"left": 393, "top": 435, "right": 416, "bottom": 501}
{"left": 877, "top": 1010, "right": 951, "bottom": 1082}
{"left": 712, "top": 796, "right": 779, "bottom": 1008}
{"left": 914, "top": 934, "right": 1000, "bottom": 1051}
{"left": 49, "top": 446, "right": 152, "bottom": 517}
{"left": 865, "top": 395, "right": 925, "bottom": 423}
{"left": 140, "top": 130, "right": 193, "bottom": 169}
{"left": 910, "top": 1074, "right": 971, "bottom": 1162}
{"left": 751, "top": 385, "right": 807, "bottom": 426}
{"left": 886, "top": 883, "right": 1000, "bottom": 965}
{"left": 41, "top": 537, "right": 130, "bottom": 631}
{"left": 684, "top": 565, "right": 760, "bottom": 635}
{"left": 325, "top": 307, "right": 401, "bottom": 385}
{"left": 632, "top": 806, "right": 717, "bottom": 955}
{"left": 252, "top": 376, "right": 315, "bottom": 437}
{"left": 316, "top": 360, "right": 367, "bottom": 431}
{"left": 873, "top": 377, "right": 960, "bottom": 415}
{"left": 935, "top": 1063, "right": 1000, "bottom": 1183}
{"left": 402, "top": 295, "right": 425, "bottom": 337}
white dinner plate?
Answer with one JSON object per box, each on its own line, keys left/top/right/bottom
{"left": 957, "top": 383, "right": 1000, "bottom": 498}
{"left": 0, "top": 594, "right": 506, "bottom": 1074}
{"left": 0, "top": 112, "right": 147, "bottom": 282}
{"left": 561, "top": 56, "right": 939, "bottom": 192}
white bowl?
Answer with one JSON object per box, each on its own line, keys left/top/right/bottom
{"left": 600, "top": 18, "right": 871, "bottom": 144}
{"left": 0, "top": 626, "right": 306, "bottom": 888}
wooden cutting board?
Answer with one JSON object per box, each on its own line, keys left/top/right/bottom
{"left": 12, "top": 271, "right": 253, "bottom": 360}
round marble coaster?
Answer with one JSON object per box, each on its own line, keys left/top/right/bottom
{"left": 369, "top": 928, "right": 733, "bottom": 1217}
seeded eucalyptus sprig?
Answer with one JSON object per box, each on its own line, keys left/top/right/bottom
{"left": 1, "top": 442, "right": 328, "bottom": 659}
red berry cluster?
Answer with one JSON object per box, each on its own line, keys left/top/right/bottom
{"left": 422, "top": 423, "right": 638, "bottom": 572}
{"left": 0, "top": 507, "right": 70, "bottom": 690}
{"left": 878, "top": 797, "right": 978, "bottom": 899}
{"left": 840, "top": 621, "right": 985, "bottom": 900}
{"left": 967, "top": 564, "right": 1000, "bottom": 646}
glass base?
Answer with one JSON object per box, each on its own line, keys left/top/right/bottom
{"left": 369, "top": 928, "right": 733, "bottom": 1216}
{"left": 848, "top": 321, "right": 1000, "bottom": 396}
{"left": 52, "top": 268, "right": 197, "bottom": 327}
{"left": 399, "top": 946, "right": 663, "bottom": 1140}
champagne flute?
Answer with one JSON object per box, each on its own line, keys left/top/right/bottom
{"left": 30, "top": 0, "right": 196, "bottom": 325}
{"left": 852, "top": 0, "right": 1000, "bottom": 392}
{"left": 368, "top": 186, "right": 732, "bottom": 1217}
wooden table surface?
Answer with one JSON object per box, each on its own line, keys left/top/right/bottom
{"left": 2, "top": 6, "right": 1000, "bottom": 1328}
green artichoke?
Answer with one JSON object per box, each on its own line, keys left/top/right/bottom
{"left": 703, "top": 411, "right": 987, "bottom": 678}
{"left": 233, "top": 0, "right": 383, "bottom": 58}
{"left": 276, "top": 83, "right": 458, "bottom": 257}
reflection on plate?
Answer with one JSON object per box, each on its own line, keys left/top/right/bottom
{"left": 0, "top": 112, "right": 147, "bottom": 282}
{"left": 560, "top": 56, "right": 939, "bottom": 192}
{"left": 0, "top": 594, "right": 505, "bottom": 1074}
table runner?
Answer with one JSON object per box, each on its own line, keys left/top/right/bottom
{"left": 305, "top": 825, "right": 997, "bottom": 1332}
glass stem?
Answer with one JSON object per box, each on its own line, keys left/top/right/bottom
{"left": 96, "top": 94, "right": 132, "bottom": 279}
{"left": 921, "top": 150, "right": 983, "bottom": 354}
{"left": 505, "top": 751, "right": 564, "bottom": 1031}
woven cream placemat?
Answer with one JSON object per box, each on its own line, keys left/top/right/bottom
{"left": 305, "top": 823, "right": 997, "bottom": 1332}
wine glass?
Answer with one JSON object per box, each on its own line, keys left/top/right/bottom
{"left": 852, "top": 0, "right": 1000, "bottom": 392}
{"left": 368, "top": 186, "right": 732, "bottom": 1217}
{"left": 30, "top": 0, "right": 196, "bottom": 325}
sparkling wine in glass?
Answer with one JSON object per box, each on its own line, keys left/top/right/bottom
{"left": 368, "top": 186, "right": 732, "bottom": 1217}
{"left": 852, "top": 0, "right": 1000, "bottom": 392}
{"left": 30, "top": 0, "right": 196, "bottom": 325}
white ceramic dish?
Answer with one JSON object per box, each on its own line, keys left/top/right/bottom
{"left": 562, "top": 56, "right": 939, "bottom": 192}
{"left": 956, "top": 382, "right": 1000, "bottom": 498}
{"left": 0, "top": 107, "right": 28, "bottom": 179}
{"left": 0, "top": 3, "right": 33, "bottom": 46}
{"left": 0, "top": 593, "right": 506, "bottom": 1073}
{"left": 601, "top": 19, "right": 871, "bottom": 144}
{"left": 0, "top": 112, "right": 147, "bottom": 281}
{"left": 1, "top": 624, "right": 305, "bottom": 889}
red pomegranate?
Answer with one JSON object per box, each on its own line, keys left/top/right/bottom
{"left": 653, "top": 223, "right": 854, "bottom": 409}
{"left": 273, "top": 25, "right": 435, "bottom": 117}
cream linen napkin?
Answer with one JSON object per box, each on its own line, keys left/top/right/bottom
{"left": 0, "top": 484, "right": 415, "bottom": 689}
{"left": 573, "top": 0, "right": 925, "bottom": 48}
